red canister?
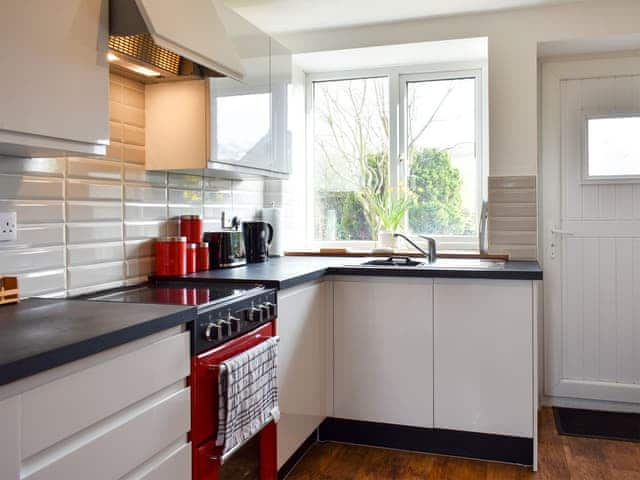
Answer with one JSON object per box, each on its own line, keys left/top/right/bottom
{"left": 180, "top": 215, "right": 203, "bottom": 244}
{"left": 155, "top": 236, "right": 187, "bottom": 277}
{"left": 197, "top": 242, "right": 209, "bottom": 271}
{"left": 187, "top": 243, "right": 198, "bottom": 274}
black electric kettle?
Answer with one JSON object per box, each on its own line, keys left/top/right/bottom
{"left": 242, "top": 221, "right": 274, "bottom": 263}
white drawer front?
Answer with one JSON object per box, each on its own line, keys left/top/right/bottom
{"left": 23, "top": 387, "right": 190, "bottom": 480}
{"left": 131, "top": 442, "right": 191, "bottom": 480}
{"left": 22, "top": 332, "right": 189, "bottom": 458}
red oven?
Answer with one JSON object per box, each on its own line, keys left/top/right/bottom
{"left": 191, "top": 321, "right": 278, "bottom": 480}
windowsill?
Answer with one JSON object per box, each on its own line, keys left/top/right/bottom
{"left": 284, "top": 249, "right": 508, "bottom": 260}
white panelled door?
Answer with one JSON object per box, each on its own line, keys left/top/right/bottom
{"left": 542, "top": 56, "right": 640, "bottom": 407}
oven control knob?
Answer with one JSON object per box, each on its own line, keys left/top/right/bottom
{"left": 248, "top": 306, "right": 263, "bottom": 322}
{"left": 218, "top": 320, "right": 231, "bottom": 336}
{"left": 263, "top": 302, "right": 276, "bottom": 317}
{"left": 227, "top": 314, "right": 241, "bottom": 332}
{"left": 204, "top": 322, "right": 222, "bottom": 342}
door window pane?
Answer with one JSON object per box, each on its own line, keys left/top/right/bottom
{"left": 312, "top": 77, "right": 389, "bottom": 241}
{"left": 406, "top": 78, "right": 478, "bottom": 236}
{"left": 587, "top": 116, "right": 640, "bottom": 177}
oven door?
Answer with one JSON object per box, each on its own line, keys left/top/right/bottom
{"left": 191, "top": 322, "right": 277, "bottom": 480}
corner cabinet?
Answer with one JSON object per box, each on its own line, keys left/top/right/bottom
{"left": 332, "top": 277, "right": 434, "bottom": 428}
{"left": 145, "top": 5, "right": 291, "bottom": 178}
{"left": 0, "top": 0, "right": 109, "bottom": 157}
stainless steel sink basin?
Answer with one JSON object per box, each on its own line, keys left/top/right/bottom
{"left": 356, "top": 257, "right": 505, "bottom": 269}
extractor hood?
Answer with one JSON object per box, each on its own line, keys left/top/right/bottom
{"left": 109, "top": 0, "right": 245, "bottom": 82}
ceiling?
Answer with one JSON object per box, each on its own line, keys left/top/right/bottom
{"left": 222, "top": 0, "right": 584, "bottom": 34}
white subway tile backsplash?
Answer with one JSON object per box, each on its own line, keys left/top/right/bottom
{"left": 168, "top": 173, "right": 203, "bottom": 189}
{"left": 106, "top": 141, "right": 124, "bottom": 161}
{"left": 125, "top": 239, "right": 155, "bottom": 259}
{"left": 0, "top": 246, "right": 65, "bottom": 273}
{"left": 125, "top": 185, "right": 167, "bottom": 203}
{"left": 168, "top": 205, "right": 203, "bottom": 218}
{"left": 123, "top": 87, "right": 144, "bottom": 109}
{"left": 123, "top": 125, "right": 145, "bottom": 146}
{"left": 124, "top": 165, "right": 165, "bottom": 186}
{"left": 66, "top": 202, "right": 123, "bottom": 222}
{"left": 122, "top": 105, "right": 145, "bottom": 128}
{"left": 126, "top": 257, "right": 154, "bottom": 278}
{"left": 0, "top": 200, "right": 64, "bottom": 224}
{"left": 204, "top": 190, "right": 232, "bottom": 206}
{"left": 123, "top": 145, "right": 145, "bottom": 164}
{"left": 169, "top": 189, "right": 203, "bottom": 205}
{"left": 15, "top": 224, "right": 65, "bottom": 248}
{"left": 66, "top": 180, "right": 122, "bottom": 201}
{"left": 0, "top": 175, "right": 64, "bottom": 200}
{"left": 124, "top": 221, "right": 165, "bottom": 240}
{"left": 67, "top": 262, "right": 125, "bottom": 289}
{"left": 124, "top": 204, "right": 167, "bottom": 221}
{"left": 19, "top": 269, "right": 66, "bottom": 297}
{"left": 67, "top": 158, "right": 122, "bottom": 181}
{"left": 67, "top": 242, "right": 125, "bottom": 266}
{"left": 66, "top": 222, "right": 123, "bottom": 244}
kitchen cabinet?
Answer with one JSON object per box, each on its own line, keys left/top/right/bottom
{"left": 277, "top": 281, "right": 332, "bottom": 469}
{"left": 0, "top": 328, "right": 191, "bottom": 480}
{"left": 0, "top": 0, "right": 109, "bottom": 157}
{"left": 145, "top": 5, "right": 291, "bottom": 178}
{"left": 333, "top": 277, "right": 434, "bottom": 428}
{"left": 434, "top": 278, "right": 534, "bottom": 438}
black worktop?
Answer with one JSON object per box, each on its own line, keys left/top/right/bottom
{"left": 176, "top": 256, "right": 543, "bottom": 289}
{"left": 0, "top": 298, "right": 195, "bottom": 386}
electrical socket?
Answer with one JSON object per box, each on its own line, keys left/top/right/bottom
{"left": 0, "top": 212, "right": 17, "bottom": 242}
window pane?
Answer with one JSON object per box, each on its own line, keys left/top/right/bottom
{"left": 313, "top": 77, "right": 389, "bottom": 241}
{"left": 406, "top": 78, "right": 478, "bottom": 237}
{"left": 588, "top": 116, "right": 640, "bottom": 177}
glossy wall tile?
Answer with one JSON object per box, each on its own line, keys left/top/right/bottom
{"left": 0, "top": 73, "right": 264, "bottom": 297}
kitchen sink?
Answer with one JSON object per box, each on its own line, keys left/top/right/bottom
{"left": 357, "top": 257, "right": 505, "bottom": 269}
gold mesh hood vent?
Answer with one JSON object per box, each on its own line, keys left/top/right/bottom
{"left": 109, "top": 34, "right": 181, "bottom": 76}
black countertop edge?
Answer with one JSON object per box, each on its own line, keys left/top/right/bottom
{"left": 0, "top": 307, "right": 195, "bottom": 387}
{"left": 327, "top": 267, "right": 543, "bottom": 281}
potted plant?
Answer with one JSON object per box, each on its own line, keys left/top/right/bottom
{"left": 368, "top": 186, "right": 414, "bottom": 250}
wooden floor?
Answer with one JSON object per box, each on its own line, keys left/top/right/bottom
{"left": 286, "top": 408, "right": 640, "bottom": 479}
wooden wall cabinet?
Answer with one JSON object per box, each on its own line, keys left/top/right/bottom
{"left": 0, "top": 0, "right": 109, "bottom": 157}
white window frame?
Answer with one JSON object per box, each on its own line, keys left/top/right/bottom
{"left": 582, "top": 111, "right": 640, "bottom": 184}
{"left": 305, "top": 62, "right": 487, "bottom": 251}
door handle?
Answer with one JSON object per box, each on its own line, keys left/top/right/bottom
{"left": 551, "top": 228, "right": 573, "bottom": 236}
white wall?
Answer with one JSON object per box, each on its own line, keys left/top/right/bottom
{"left": 274, "top": 0, "right": 640, "bottom": 177}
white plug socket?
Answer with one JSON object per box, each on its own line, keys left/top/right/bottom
{"left": 0, "top": 212, "right": 17, "bottom": 242}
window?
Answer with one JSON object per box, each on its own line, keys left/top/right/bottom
{"left": 586, "top": 115, "right": 640, "bottom": 179}
{"left": 308, "top": 67, "right": 483, "bottom": 250}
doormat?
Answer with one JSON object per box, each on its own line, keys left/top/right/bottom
{"left": 553, "top": 407, "right": 640, "bottom": 443}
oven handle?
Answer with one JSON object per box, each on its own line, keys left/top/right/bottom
{"left": 205, "top": 335, "right": 280, "bottom": 372}
{"left": 208, "top": 416, "right": 276, "bottom": 464}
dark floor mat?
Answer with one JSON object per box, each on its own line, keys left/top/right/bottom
{"left": 553, "top": 407, "right": 640, "bottom": 443}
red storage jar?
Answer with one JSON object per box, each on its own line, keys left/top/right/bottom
{"left": 155, "top": 236, "right": 187, "bottom": 277}
{"left": 180, "top": 215, "right": 203, "bottom": 244}
{"left": 187, "top": 243, "right": 198, "bottom": 274}
{"left": 197, "top": 242, "right": 209, "bottom": 271}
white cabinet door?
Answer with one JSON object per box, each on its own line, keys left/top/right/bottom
{"left": 277, "top": 281, "right": 331, "bottom": 469}
{"left": 0, "top": 396, "right": 20, "bottom": 480}
{"left": 0, "top": 0, "right": 109, "bottom": 156}
{"left": 434, "top": 279, "right": 533, "bottom": 438}
{"left": 210, "top": 5, "right": 272, "bottom": 172}
{"left": 333, "top": 277, "right": 433, "bottom": 428}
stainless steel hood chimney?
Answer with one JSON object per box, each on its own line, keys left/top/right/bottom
{"left": 109, "top": 0, "right": 244, "bottom": 82}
